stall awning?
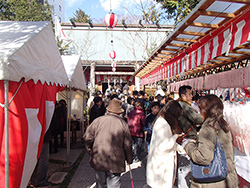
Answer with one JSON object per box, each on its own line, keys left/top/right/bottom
{"left": 61, "top": 55, "right": 87, "bottom": 91}
{"left": 0, "top": 21, "right": 68, "bottom": 86}
{"left": 134, "top": 0, "right": 250, "bottom": 85}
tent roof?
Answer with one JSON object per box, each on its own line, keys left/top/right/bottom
{"left": 0, "top": 21, "right": 68, "bottom": 86}
{"left": 134, "top": 0, "right": 250, "bottom": 79}
{"left": 61, "top": 55, "right": 87, "bottom": 91}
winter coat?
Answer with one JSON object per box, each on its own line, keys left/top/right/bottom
{"left": 83, "top": 112, "right": 133, "bottom": 174}
{"left": 89, "top": 103, "right": 106, "bottom": 124}
{"left": 147, "top": 117, "right": 183, "bottom": 188}
{"left": 127, "top": 106, "right": 145, "bottom": 137}
{"left": 143, "top": 113, "right": 157, "bottom": 143}
{"left": 184, "top": 117, "right": 239, "bottom": 188}
{"left": 177, "top": 98, "right": 203, "bottom": 138}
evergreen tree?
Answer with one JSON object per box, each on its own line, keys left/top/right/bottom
{"left": 156, "top": 0, "right": 199, "bottom": 25}
{"left": 72, "top": 8, "right": 89, "bottom": 23}
{"left": 0, "top": 0, "right": 52, "bottom": 22}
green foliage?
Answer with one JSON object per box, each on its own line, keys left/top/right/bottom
{"left": 156, "top": 0, "right": 199, "bottom": 25}
{"left": 57, "top": 37, "right": 72, "bottom": 55}
{"left": 143, "top": 4, "right": 161, "bottom": 24}
{"left": 0, "top": 0, "right": 52, "bottom": 22}
{"left": 72, "top": 8, "right": 89, "bottom": 23}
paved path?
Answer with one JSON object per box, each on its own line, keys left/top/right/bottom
{"left": 68, "top": 153, "right": 147, "bottom": 188}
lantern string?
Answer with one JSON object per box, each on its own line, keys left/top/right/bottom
{"left": 111, "top": 19, "right": 115, "bottom": 72}
{"left": 110, "top": 0, "right": 112, "bottom": 12}
{"left": 111, "top": 32, "right": 114, "bottom": 50}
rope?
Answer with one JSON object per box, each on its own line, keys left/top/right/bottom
{"left": 0, "top": 79, "right": 23, "bottom": 108}
{"left": 110, "top": 0, "right": 112, "bottom": 12}
{"left": 8, "top": 79, "right": 24, "bottom": 105}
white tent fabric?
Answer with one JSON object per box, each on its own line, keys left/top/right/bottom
{"left": 0, "top": 21, "right": 68, "bottom": 86}
{"left": 61, "top": 55, "right": 87, "bottom": 91}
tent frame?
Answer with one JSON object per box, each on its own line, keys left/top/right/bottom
{"left": 4, "top": 80, "right": 9, "bottom": 188}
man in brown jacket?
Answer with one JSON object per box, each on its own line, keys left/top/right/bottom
{"left": 83, "top": 98, "right": 133, "bottom": 188}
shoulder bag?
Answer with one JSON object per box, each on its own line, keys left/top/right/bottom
{"left": 190, "top": 130, "right": 228, "bottom": 183}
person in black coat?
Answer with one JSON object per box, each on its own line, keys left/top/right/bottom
{"left": 89, "top": 96, "right": 106, "bottom": 124}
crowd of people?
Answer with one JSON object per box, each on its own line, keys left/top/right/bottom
{"left": 84, "top": 84, "right": 239, "bottom": 188}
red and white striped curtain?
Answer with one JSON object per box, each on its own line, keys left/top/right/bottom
{"left": 142, "top": 8, "right": 250, "bottom": 84}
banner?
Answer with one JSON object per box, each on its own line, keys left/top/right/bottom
{"left": 141, "top": 8, "right": 250, "bottom": 84}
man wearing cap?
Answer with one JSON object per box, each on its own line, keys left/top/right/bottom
{"left": 84, "top": 98, "right": 133, "bottom": 188}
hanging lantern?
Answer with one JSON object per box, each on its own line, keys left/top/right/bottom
{"left": 109, "top": 50, "right": 116, "bottom": 59}
{"left": 104, "top": 12, "right": 118, "bottom": 29}
{"left": 111, "top": 61, "right": 116, "bottom": 68}
{"left": 112, "top": 67, "right": 116, "bottom": 72}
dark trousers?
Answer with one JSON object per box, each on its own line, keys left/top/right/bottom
{"left": 132, "top": 136, "right": 143, "bottom": 161}
{"left": 30, "top": 142, "right": 49, "bottom": 186}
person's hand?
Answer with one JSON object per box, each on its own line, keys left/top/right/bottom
{"left": 189, "top": 139, "right": 196, "bottom": 143}
{"left": 182, "top": 138, "right": 196, "bottom": 148}
{"left": 176, "top": 133, "right": 185, "bottom": 144}
{"left": 178, "top": 133, "right": 185, "bottom": 137}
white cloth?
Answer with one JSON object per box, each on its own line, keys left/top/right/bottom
{"left": 154, "top": 86, "right": 165, "bottom": 96}
{"left": 87, "top": 96, "right": 94, "bottom": 108}
{"left": 146, "top": 117, "right": 182, "bottom": 188}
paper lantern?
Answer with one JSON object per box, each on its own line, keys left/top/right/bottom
{"left": 111, "top": 62, "right": 116, "bottom": 68}
{"left": 109, "top": 50, "right": 116, "bottom": 59}
{"left": 104, "top": 12, "right": 118, "bottom": 28}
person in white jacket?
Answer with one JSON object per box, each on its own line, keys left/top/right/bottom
{"left": 146, "top": 100, "right": 184, "bottom": 188}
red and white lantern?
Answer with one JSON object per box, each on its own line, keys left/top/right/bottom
{"left": 104, "top": 12, "right": 118, "bottom": 29}
{"left": 111, "top": 61, "right": 116, "bottom": 68}
{"left": 112, "top": 67, "right": 116, "bottom": 72}
{"left": 109, "top": 50, "right": 116, "bottom": 59}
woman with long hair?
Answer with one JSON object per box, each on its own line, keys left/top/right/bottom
{"left": 146, "top": 100, "right": 184, "bottom": 188}
{"left": 184, "top": 94, "right": 239, "bottom": 188}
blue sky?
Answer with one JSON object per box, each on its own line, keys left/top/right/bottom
{"left": 64, "top": 0, "right": 164, "bottom": 23}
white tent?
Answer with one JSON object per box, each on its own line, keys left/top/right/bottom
{"left": 0, "top": 21, "right": 68, "bottom": 188}
{"left": 61, "top": 55, "right": 86, "bottom": 91}
{"left": 0, "top": 21, "right": 68, "bottom": 85}
{"left": 61, "top": 55, "right": 86, "bottom": 163}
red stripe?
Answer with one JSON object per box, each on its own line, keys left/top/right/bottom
{"left": 109, "top": 13, "right": 114, "bottom": 27}
{"left": 238, "top": 175, "right": 250, "bottom": 187}
{"left": 199, "top": 46, "right": 205, "bottom": 65}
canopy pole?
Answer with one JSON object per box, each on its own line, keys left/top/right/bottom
{"left": 4, "top": 80, "right": 9, "bottom": 188}
{"left": 66, "top": 85, "right": 72, "bottom": 164}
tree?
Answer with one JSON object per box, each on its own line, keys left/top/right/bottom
{"left": 0, "top": 0, "right": 52, "bottom": 22}
{"left": 119, "top": 0, "right": 166, "bottom": 59}
{"left": 57, "top": 37, "right": 72, "bottom": 55}
{"left": 72, "top": 8, "right": 89, "bottom": 23}
{"left": 142, "top": 4, "right": 161, "bottom": 25}
{"left": 0, "top": 0, "right": 72, "bottom": 55}
{"left": 156, "top": 0, "right": 200, "bottom": 26}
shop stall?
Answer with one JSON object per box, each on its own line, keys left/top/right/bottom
{"left": 0, "top": 21, "right": 68, "bottom": 188}
{"left": 134, "top": 0, "right": 250, "bottom": 187}
{"left": 59, "top": 55, "right": 87, "bottom": 162}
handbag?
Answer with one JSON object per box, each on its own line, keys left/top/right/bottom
{"left": 190, "top": 135, "right": 228, "bottom": 183}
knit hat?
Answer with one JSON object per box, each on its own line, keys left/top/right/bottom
{"left": 106, "top": 98, "right": 124, "bottom": 114}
